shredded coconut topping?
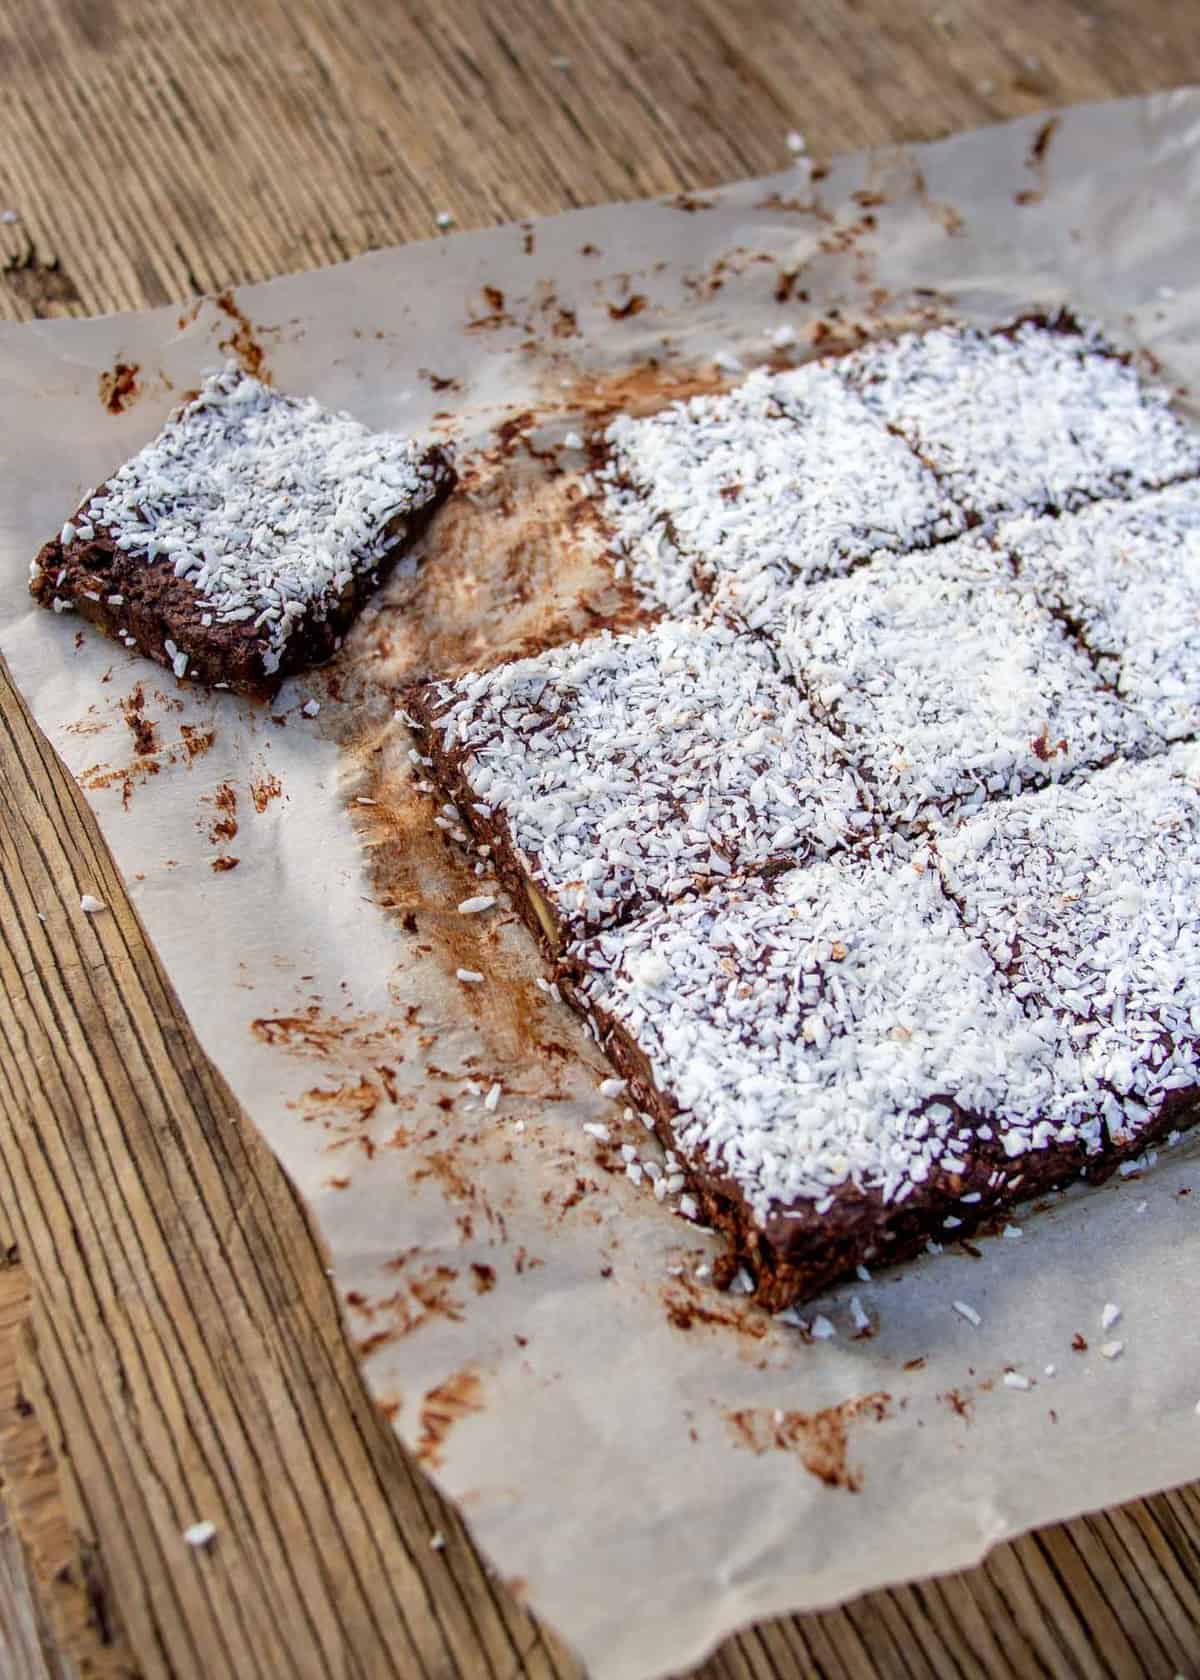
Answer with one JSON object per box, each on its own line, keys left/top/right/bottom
{"left": 935, "top": 746, "right": 1200, "bottom": 1144}
{"left": 570, "top": 852, "right": 1090, "bottom": 1222}
{"left": 419, "top": 614, "right": 869, "bottom": 937}
{"left": 415, "top": 313, "right": 1200, "bottom": 1256}
{"left": 754, "top": 533, "right": 1143, "bottom": 825}
{"left": 598, "top": 362, "right": 961, "bottom": 613}
{"left": 82, "top": 365, "right": 449, "bottom": 674}
{"left": 1002, "top": 482, "right": 1200, "bottom": 742}
{"left": 844, "top": 318, "right": 1200, "bottom": 519}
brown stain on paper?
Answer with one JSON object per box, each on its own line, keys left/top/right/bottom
{"left": 205, "top": 781, "right": 239, "bottom": 843}
{"left": 79, "top": 700, "right": 215, "bottom": 809}
{"left": 120, "top": 684, "right": 157, "bottom": 756}
{"left": 352, "top": 1257, "right": 467, "bottom": 1353}
{"left": 215, "top": 291, "right": 273, "bottom": 381}
{"left": 725, "top": 1392, "right": 892, "bottom": 1492}
{"left": 250, "top": 772, "right": 283, "bottom": 812}
{"left": 662, "top": 1274, "right": 768, "bottom": 1343}
{"left": 98, "top": 361, "right": 140, "bottom": 414}
{"left": 416, "top": 1367, "right": 484, "bottom": 1468}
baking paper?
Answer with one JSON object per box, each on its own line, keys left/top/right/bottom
{"left": 2, "top": 92, "right": 1198, "bottom": 1680}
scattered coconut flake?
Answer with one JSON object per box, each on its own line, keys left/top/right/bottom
{"left": 355, "top": 796, "right": 377, "bottom": 805}
{"left": 771, "top": 323, "right": 796, "bottom": 348}
{"left": 786, "top": 129, "right": 807, "bottom": 154}
{"left": 849, "top": 1295, "right": 871, "bottom": 1332}
{"left": 456, "top": 895, "right": 495, "bottom": 914}
{"left": 1044, "top": 1364, "right": 1057, "bottom": 1377}
{"left": 599, "top": 1077, "right": 626, "bottom": 1099}
{"left": 1100, "top": 1340, "right": 1124, "bottom": 1360}
{"left": 855, "top": 1264, "right": 872, "bottom": 1282}
{"left": 79, "top": 894, "right": 105, "bottom": 914}
{"left": 713, "top": 349, "right": 744, "bottom": 374}
{"left": 456, "top": 968, "right": 485, "bottom": 984}
{"left": 513, "top": 1120, "right": 525, "bottom": 1134}
{"left": 183, "top": 1521, "right": 217, "bottom": 1548}
{"left": 435, "top": 210, "right": 454, "bottom": 229}
{"left": 0, "top": 209, "right": 18, "bottom": 224}
{"left": 1002, "top": 1225, "right": 1023, "bottom": 1240}
{"left": 810, "top": 1314, "right": 836, "bottom": 1340}
{"left": 563, "top": 430, "right": 584, "bottom": 450}
{"left": 1101, "top": 1302, "right": 1121, "bottom": 1331}
{"left": 301, "top": 697, "right": 321, "bottom": 717}
{"left": 483, "top": 1082, "right": 502, "bottom": 1112}
{"left": 729, "top": 1267, "right": 754, "bottom": 1295}
{"left": 582, "top": 1122, "right": 610, "bottom": 1141}
{"left": 953, "top": 1300, "right": 982, "bottom": 1328}
{"left": 677, "top": 1194, "right": 698, "bottom": 1220}
{"left": 430, "top": 1530, "right": 446, "bottom": 1550}
{"left": 1003, "top": 1371, "right": 1032, "bottom": 1391}
{"left": 774, "top": 1305, "right": 807, "bottom": 1328}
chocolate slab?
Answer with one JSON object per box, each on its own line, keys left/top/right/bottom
{"left": 31, "top": 366, "right": 455, "bottom": 694}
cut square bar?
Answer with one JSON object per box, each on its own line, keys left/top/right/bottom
{"left": 742, "top": 533, "right": 1143, "bottom": 827}
{"left": 934, "top": 746, "right": 1200, "bottom": 1155}
{"left": 1002, "top": 483, "right": 1200, "bottom": 742}
{"left": 843, "top": 315, "right": 1200, "bottom": 520}
{"left": 406, "top": 614, "right": 869, "bottom": 950}
{"left": 596, "top": 362, "right": 962, "bottom": 614}
{"left": 30, "top": 366, "right": 455, "bottom": 693}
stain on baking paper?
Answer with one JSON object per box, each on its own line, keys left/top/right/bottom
{"left": 607, "top": 292, "right": 647, "bottom": 321}
{"left": 351, "top": 1258, "right": 467, "bottom": 1353}
{"left": 179, "top": 724, "right": 215, "bottom": 761}
{"left": 662, "top": 1273, "right": 769, "bottom": 1343}
{"left": 940, "top": 1387, "right": 973, "bottom": 1422}
{"left": 210, "top": 855, "right": 240, "bottom": 872}
{"left": 64, "top": 712, "right": 109, "bottom": 737}
{"left": 78, "top": 758, "right": 156, "bottom": 809}
{"left": 1015, "top": 115, "right": 1060, "bottom": 207}
{"left": 755, "top": 191, "right": 832, "bottom": 221}
{"left": 98, "top": 361, "right": 140, "bottom": 414}
{"left": 120, "top": 684, "right": 157, "bottom": 756}
{"left": 250, "top": 772, "right": 283, "bottom": 813}
{"left": 339, "top": 757, "right": 587, "bottom": 1096}
{"left": 80, "top": 706, "right": 214, "bottom": 808}
{"left": 419, "top": 368, "right": 462, "bottom": 394}
{"left": 724, "top": 1392, "right": 892, "bottom": 1491}
{"left": 466, "top": 286, "right": 514, "bottom": 331}
{"left": 214, "top": 291, "right": 275, "bottom": 382}
{"left": 416, "top": 1366, "right": 484, "bottom": 1467}
{"left": 252, "top": 1006, "right": 395, "bottom": 1057}
{"left": 203, "top": 781, "right": 239, "bottom": 843}
{"left": 298, "top": 1075, "right": 380, "bottom": 1127}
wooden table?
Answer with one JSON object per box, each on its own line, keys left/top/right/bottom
{"left": 1, "top": 2, "right": 1198, "bottom": 1674}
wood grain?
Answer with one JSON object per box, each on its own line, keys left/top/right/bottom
{"left": 0, "top": 1, "right": 1197, "bottom": 1677}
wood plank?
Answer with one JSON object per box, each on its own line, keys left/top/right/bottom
{"left": 0, "top": 2, "right": 1198, "bottom": 1677}
{"left": 1, "top": 0, "right": 1198, "bottom": 323}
